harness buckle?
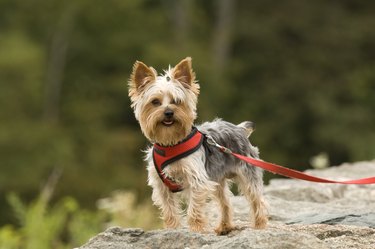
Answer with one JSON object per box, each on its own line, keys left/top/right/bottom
{"left": 205, "top": 135, "right": 233, "bottom": 154}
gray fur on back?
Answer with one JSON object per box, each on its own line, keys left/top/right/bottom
{"left": 197, "top": 119, "right": 262, "bottom": 183}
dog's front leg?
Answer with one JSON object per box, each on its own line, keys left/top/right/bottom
{"left": 186, "top": 185, "right": 209, "bottom": 233}
{"left": 148, "top": 168, "right": 181, "bottom": 229}
{"left": 152, "top": 186, "right": 181, "bottom": 228}
{"left": 184, "top": 160, "right": 216, "bottom": 233}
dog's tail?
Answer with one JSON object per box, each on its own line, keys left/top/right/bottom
{"left": 237, "top": 121, "right": 255, "bottom": 138}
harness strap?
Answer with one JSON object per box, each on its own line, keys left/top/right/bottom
{"left": 152, "top": 127, "right": 204, "bottom": 192}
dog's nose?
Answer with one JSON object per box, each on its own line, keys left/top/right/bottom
{"left": 164, "top": 109, "right": 174, "bottom": 118}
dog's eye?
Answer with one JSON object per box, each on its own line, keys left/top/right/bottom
{"left": 151, "top": 99, "right": 161, "bottom": 106}
{"left": 171, "top": 99, "right": 181, "bottom": 105}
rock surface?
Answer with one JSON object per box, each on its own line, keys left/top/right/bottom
{"left": 79, "top": 161, "right": 375, "bottom": 249}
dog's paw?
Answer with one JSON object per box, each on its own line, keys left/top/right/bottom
{"left": 188, "top": 219, "right": 207, "bottom": 233}
{"left": 254, "top": 216, "right": 268, "bottom": 229}
{"left": 163, "top": 216, "right": 181, "bottom": 229}
{"left": 214, "top": 224, "right": 238, "bottom": 236}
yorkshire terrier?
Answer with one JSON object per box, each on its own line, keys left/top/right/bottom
{"left": 128, "top": 57, "right": 268, "bottom": 235}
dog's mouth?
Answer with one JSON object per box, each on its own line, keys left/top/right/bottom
{"left": 161, "top": 118, "right": 175, "bottom": 127}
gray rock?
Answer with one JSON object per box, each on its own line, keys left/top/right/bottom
{"left": 79, "top": 160, "right": 375, "bottom": 249}
{"left": 265, "top": 160, "right": 375, "bottom": 230}
{"left": 286, "top": 212, "right": 375, "bottom": 228}
{"left": 80, "top": 226, "right": 327, "bottom": 249}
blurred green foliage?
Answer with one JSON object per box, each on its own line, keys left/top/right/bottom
{"left": 1, "top": 179, "right": 160, "bottom": 248}
{"left": 0, "top": 0, "right": 374, "bottom": 241}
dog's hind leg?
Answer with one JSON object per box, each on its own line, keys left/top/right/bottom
{"left": 213, "top": 179, "right": 236, "bottom": 235}
{"left": 235, "top": 163, "right": 268, "bottom": 229}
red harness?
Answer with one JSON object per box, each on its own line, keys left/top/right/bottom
{"left": 152, "top": 127, "right": 204, "bottom": 192}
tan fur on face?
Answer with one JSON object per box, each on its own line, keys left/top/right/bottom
{"left": 138, "top": 95, "right": 195, "bottom": 145}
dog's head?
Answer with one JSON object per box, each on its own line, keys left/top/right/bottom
{"left": 128, "top": 57, "right": 200, "bottom": 146}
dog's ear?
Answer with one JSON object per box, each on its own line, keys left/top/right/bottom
{"left": 172, "top": 57, "right": 196, "bottom": 89}
{"left": 129, "top": 61, "right": 157, "bottom": 97}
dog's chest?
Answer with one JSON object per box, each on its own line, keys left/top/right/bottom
{"left": 162, "top": 160, "right": 187, "bottom": 186}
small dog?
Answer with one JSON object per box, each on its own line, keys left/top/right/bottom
{"left": 128, "top": 57, "right": 268, "bottom": 235}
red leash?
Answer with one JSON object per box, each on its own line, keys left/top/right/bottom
{"left": 206, "top": 136, "right": 375, "bottom": 185}
{"left": 232, "top": 153, "right": 375, "bottom": 184}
